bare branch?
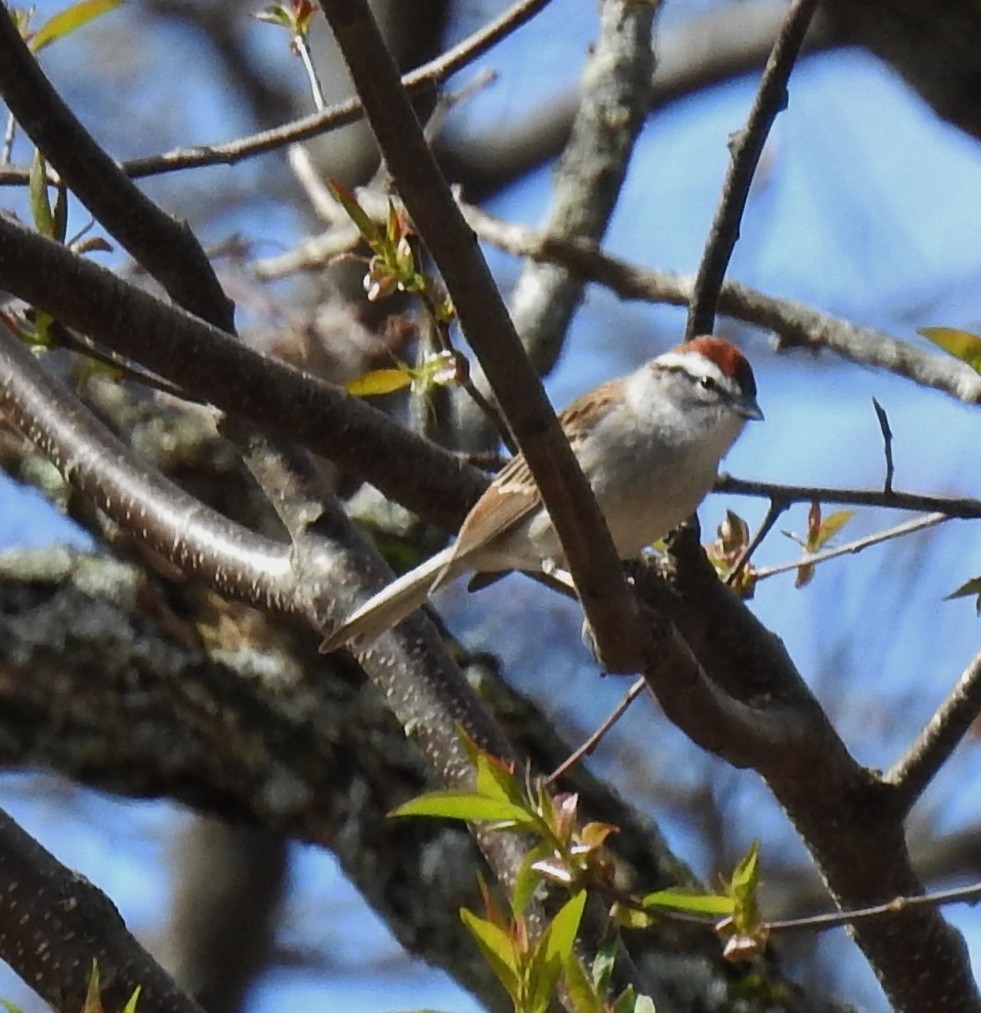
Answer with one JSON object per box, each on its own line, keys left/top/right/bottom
{"left": 726, "top": 496, "right": 788, "bottom": 585}
{"left": 718, "top": 476, "right": 981, "bottom": 517}
{"left": 767, "top": 879, "right": 981, "bottom": 937}
{"left": 497, "top": 0, "right": 655, "bottom": 382}
{"left": 686, "top": 0, "right": 820, "bottom": 338}
{"left": 0, "top": 325, "right": 297, "bottom": 610}
{"left": 0, "top": 0, "right": 553, "bottom": 187}
{"left": 887, "top": 647, "right": 981, "bottom": 812}
{"left": 546, "top": 676, "right": 647, "bottom": 784}
{"left": 0, "top": 806, "right": 205, "bottom": 1013}
{"left": 754, "top": 512, "right": 950, "bottom": 581}
{"left": 872, "top": 397, "right": 895, "bottom": 494}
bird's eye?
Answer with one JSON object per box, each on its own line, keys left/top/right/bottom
{"left": 699, "top": 375, "right": 717, "bottom": 391}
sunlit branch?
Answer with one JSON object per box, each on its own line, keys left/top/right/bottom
{"left": 752, "top": 513, "right": 950, "bottom": 580}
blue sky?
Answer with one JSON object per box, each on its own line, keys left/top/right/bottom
{"left": 3, "top": 1, "right": 981, "bottom": 1010}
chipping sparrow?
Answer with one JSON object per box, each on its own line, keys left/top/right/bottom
{"left": 321, "top": 336, "right": 762, "bottom": 651}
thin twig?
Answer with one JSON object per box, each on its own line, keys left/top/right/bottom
{"left": 0, "top": 0, "right": 553, "bottom": 186}
{"left": 286, "top": 31, "right": 345, "bottom": 221}
{"left": 872, "top": 397, "right": 895, "bottom": 494}
{"left": 1, "top": 112, "right": 14, "bottom": 165}
{"left": 546, "top": 676, "right": 647, "bottom": 784}
{"left": 887, "top": 647, "right": 981, "bottom": 812}
{"left": 767, "top": 880, "right": 981, "bottom": 936}
{"left": 600, "top": 874, "right": 981, "bottom": 939}
{"left": 294, "top": 32, "right": 327, "bottom": 112}
{"left": 718, "top": 476, "right": 981, "bottom": 517}
{"left": 726, "top": 496, "right": 787, "bottom": 586}
{"left": 686, "top": 0, "right": 819, "bottom": 338}
{"left": 754, "top": 512, "right": 950, "bottom": 580}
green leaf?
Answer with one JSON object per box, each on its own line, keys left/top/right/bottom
{"left": 919, "top": 326, "right": 981, "bottom": 374}
{"left": 389, "top": 790, "right": 533, "bottom": 825}
{"left": 345, "top": 367, "right": 412, "bottom": 397}
{"left": 642, "top": 889, "right": 734, "bottom": 917}
{"left": 614, "top": 992, "right": 657, "bottom": 1013}
{"left": 511, "top": 841, "right": 550, "bottom": 916}
{"left": 0, "top": 999, "right": 26, "bottom": 1013}
{"left": 590, "top": 940, "right": 617, "bottom": 992}
{"left": 120, "top": 987, "right": 141, "bottom": 1013}
{"left": 254, "top": 4, "right": 292, "bottom": 29}
{"left": 459, "top": 908, "right": 520, "bottom": 999}
{"left": 472, "top": 747, "right": 525, "bottom": 806}
{"left": 30, "top": 0, "right": 124, "bottom": 53}
{"left": 327, "top": 177, "right": 382, "bottom": 248}
{"left": 525, "top": 943, "right": 563, "bottom": 1013}
{"left": 29, "top": 151, "right": 56, "bottom": 239}
{"left": 812, "top": 508, "right": 853, "bottom": 550}
{"left": 561, "top": 952, "right": 604, "bottom": 1013}
{"left": 730, "top": 841, "right": 761, "bottom": 903}
{"left": 82, "top": 961, "right": 104, "bottom": 1013}
{"left": 543, "top": 889, "right": 587, "bottom": 965}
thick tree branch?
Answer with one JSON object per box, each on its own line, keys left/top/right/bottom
{"left": 638, "top": 537, "right": 981, "bottom": 1012}
{"left": 0, "top": 807, "right": 205, "bottom": 1013}
{"left": 0, "top": 215, "right": 487, "bottom": 530}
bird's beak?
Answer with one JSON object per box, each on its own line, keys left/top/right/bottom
{"left": 736, "top": 396, "right": 764, "bottom": 422}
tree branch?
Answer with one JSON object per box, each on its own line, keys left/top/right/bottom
{"left": 0, "top": 806, "right": 205, "bottom": 1013}
{"left": 317, "top": 0, "right": 645, "bottom": 673}
{"left": 718, "top": 476, "right": 981, "bottom": 517}
{"left": 0, "top": 6, "right": 232, "bottom": 330}
{"left": 887, "top": 647, "right": 981, "bottom": 812}
{"left": 0, "top": 215, "right": 487, "bottom": 531}
{"left": 686, "top": 0, "right": 820, "bottom": 337}
{"left": 0, "top": 0, "right": 552, "bottom": 187}
{"left": 635, "top": 537, "right": 981, "bottom": 1012}
{"left": 460, "top": 0, "right": 655, "bottom": 444}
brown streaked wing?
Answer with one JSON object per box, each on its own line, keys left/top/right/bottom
{"left": 450, "top": 451, "right": 540, "bottom": 564}
{"left": 448, "top": 375, "right": 626, "bottom": 566}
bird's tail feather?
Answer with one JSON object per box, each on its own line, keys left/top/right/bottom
{"left": 320, "top": 546, "right": 460, "bottom": 652}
